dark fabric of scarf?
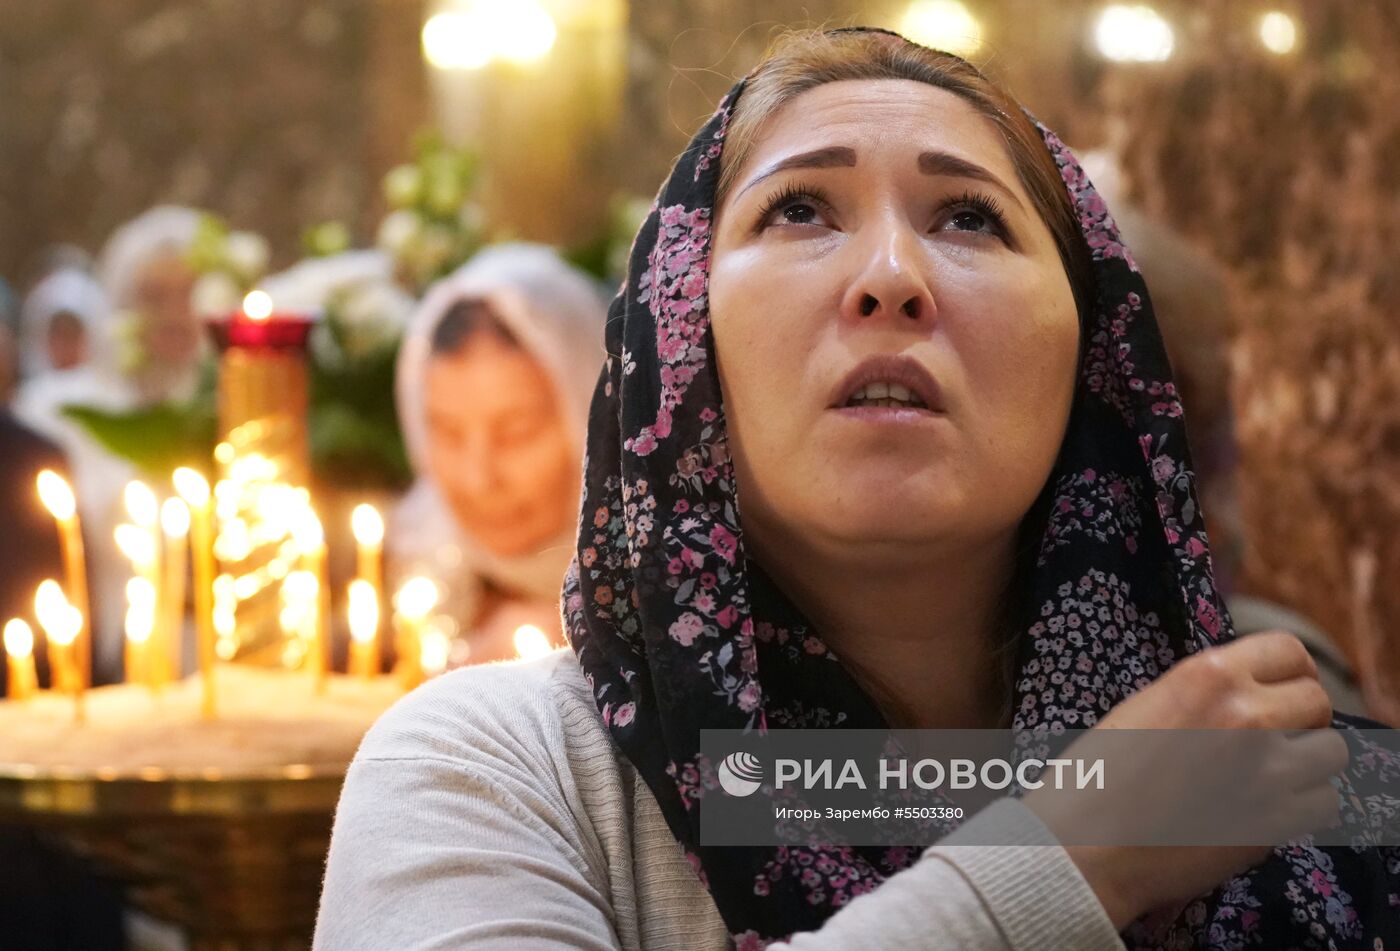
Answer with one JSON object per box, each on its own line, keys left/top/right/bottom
{"left": 562, "top": 40, "right": 1400, "bottom": 949}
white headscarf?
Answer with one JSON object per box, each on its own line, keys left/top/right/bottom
{"left": 389, "top": 243, "right": 609, "bottom": 615}
{"left": 97, "top": 205, "right": 203, "bottom": 310}
{"left": 11, "top": 207, "right": 204, "bottom": 679}
{"left": 19, "top": 267, "right": 109, "bottom": 378}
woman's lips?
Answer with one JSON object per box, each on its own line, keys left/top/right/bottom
{"left": 829, "top": 404, "right": 944, "bottom": 424}
{"left": 830, "top": 354, "right": 946, "bottom": 413}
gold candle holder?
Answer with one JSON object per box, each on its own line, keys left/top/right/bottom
{"left": 207, "top": 292, "right": 317, "bottom": 672}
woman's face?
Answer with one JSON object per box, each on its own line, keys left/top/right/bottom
{"left": 709, "top": 79, "right": 1080, "bottom": 562}
{"left": 46, "top": 310, "right": 87, "bottom": 370}
{"left": 134, "top": 253, "right": 200, "bottom": 366}
{"left": 423, "top": 330, "right": 577, "bottom": 558}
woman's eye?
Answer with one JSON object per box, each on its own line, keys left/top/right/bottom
{"left": 938, "top": 193, "right": 1007, "bottom": 239}
{"left": 756, "top": 186, "right": 831, "bottom": 232}
{"left": 948, "top": 210, "right": 991, "bottom": 232}
{"left": 780, "top": 202, "right": 820, "bottom": 225}
{"left": 500, "top": 415, "right": 546, "bottom": 443}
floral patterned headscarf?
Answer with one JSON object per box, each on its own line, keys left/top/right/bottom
{"left": 563, "top": 30, "right": 1399, "bottom": 949}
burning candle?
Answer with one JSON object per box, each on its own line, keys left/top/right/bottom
{"left": 114, "top": 517, "right": 158, "bottom": 685}
{"left": 347, "top": 579, "right": 380, "bottom": 679}
{"left": 280, "top": 570, "right": 321, "bottom": 681}
{"left": 123, "top": 577, "right": 157, "bottom": 691}
{"left": 114, "top": 523, "right": 157, "bottom": 569}
{"left": 513, "top": 624, "right": 554, "bottom": 661}
{"left": 124, "top": 479, "right": 161, "bottom": 564}
{"left": 243, "top": 290, "right": 273, "bottom": 321}
{"left": 173, "top": 467, "right": 217, "bottom": 718}
{"left": 392, "top": 577, "right": 438, "bottom": 691}
{"left": 34, "top": 580, "right": 84, "bottom": 720}
{"left": 352, "top": 504, "right": 384, "bottom": 585}
{"left": 419, "top": 625, "right": 451, "bottom": 679}
{"left": 159, "top": 498, "right": 191, "bottom": 683}
{"left": 124, "top": 480, "right": 160, "bottom": 532}
{"left": 35, "top": 470, "right": 89, "bottom": 688}
{"left": 351, "top": 500, "right": 384, "bottom": 604}
{"left": 4, "top": 619, "right": 38, "bottom": 701}
{"left": 291, "top": 509, "right": 330, "bottom": 691}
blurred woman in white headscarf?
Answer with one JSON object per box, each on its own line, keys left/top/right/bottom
{"left": 390, "top": 243, "right": 608, "bottom": 665}
{"left": 18, "top": 265, "right": 105, "bottom": 380}
{"left": 97, "top": 204, "right": 207, "bottom": 405}
{"left": 11, "top": 207, "right": 207, "bottom": 682}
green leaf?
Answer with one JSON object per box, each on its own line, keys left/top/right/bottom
{"left": 62, "top": 400, "right": 218, "bottom": 477}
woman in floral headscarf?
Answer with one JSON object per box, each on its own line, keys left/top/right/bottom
{"left": 318, "top": 29, "right": 1397, "bottom": 950}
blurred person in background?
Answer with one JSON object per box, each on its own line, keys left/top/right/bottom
{"left": 389, "top": 243, "right": 608, "bottom": 665}
{"left": 1081, "top": 150, "right": 1367, "bottom": 716}
{"left": 96, "top": 205, "right": 206, "bottom": 406}
{"left": 17, "top": 246, "right": 103, "bottom": 379}
{"left": 12, "top": 208, "right": 208, "bottom": 683}
{"left": 0, "top": 279, "right": 126, "bottom": 951}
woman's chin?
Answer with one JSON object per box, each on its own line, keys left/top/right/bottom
{"left": 464, "top": 515, "right": 569, "bottom": 561}
{"left": 808, "top": 497, "right": 973, "bottom": 554}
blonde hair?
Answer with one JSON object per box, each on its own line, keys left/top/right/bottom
{"left": 717, "top": 29, "right": 1095, "bottom": 321}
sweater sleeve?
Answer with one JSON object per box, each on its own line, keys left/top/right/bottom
{"left": 315, "top": 754, "right": 623, "bottom": 950}
{"left": 314, "top": 656, "right": 1123, "bottom": 951}
{"left": 772, "top": 798, "right": 1125, "bottom": 951}
{"left": 315, "top": 660, "right": 624, "bottom": 951}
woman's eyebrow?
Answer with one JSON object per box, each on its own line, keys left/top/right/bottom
{"left": 736, "top": 145, "right": 857, "bottom": 199}
{"left": 918, "top": 150, "right": 1026, "bottom": 213}
{"left": 735, "top": 145, "right": 1025, "bottom": 214}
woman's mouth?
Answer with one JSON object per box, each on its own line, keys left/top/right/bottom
{"left": 842, "top": 381, "right": 929, "bottom": 410}
{"left": 829, "top": 355, "right": 946, "bottom": 420}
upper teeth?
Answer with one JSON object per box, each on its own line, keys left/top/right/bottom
{"left": 848, "top": 382, "right": 926, "bottom": 408}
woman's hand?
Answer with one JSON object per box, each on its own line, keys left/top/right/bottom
{"left": 1024, "top": 631, "right": 1350, "bottom": 929}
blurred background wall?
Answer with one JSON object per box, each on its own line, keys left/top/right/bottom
{"left": 1, "top": 0, "right": 1396, "bottom": 709}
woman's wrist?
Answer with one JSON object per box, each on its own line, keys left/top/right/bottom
{"left": 1059, "top": 845, "right": 1138, "bottom": 930}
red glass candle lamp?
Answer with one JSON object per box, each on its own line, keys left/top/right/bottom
{"left": 206, "top": 292, "right": 319, "bottom": 667}
{"left": 207, "top": 291, "right": 316, "bottom": 487}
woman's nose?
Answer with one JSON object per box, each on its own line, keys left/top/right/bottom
{"left": 455, "top": 432, "right": 499, "bottom": 496}
{"left": 838, "top": 223, "right": 937, "bottom": 327}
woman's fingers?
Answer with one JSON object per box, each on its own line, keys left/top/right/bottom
{"left": 1226, "top": 630, "right": 1320, "bottom": 684}
{"left": 1267, "top": 728, "right": 1352, "bottom": 792}
{"left": 1253, "top": 678, "right": 1335, "bottom": 730}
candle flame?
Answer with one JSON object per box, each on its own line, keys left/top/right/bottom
{"left": 419, "top": 626, "right": 451, "bottom": 676}
{"left": 513, "top": 624, "right": 554, "bottom": 661}
{"left": 394, "top": 577, "right": 439, "bottom": 621}
{"left": 161, "top": 497, "right": 191, "bottom": 538}
{"left": 214, "top": 604, "right": 237, "bottom": 638}
{"left": 290, "top": 507, "right": 324, "bottom": 551}
{"left": 242, "top": 290, "right": 274, "bottom": 321}
{"left": 282, "top": 570, "right": 319, "bottom": 603}
{"left": 124, "top": 481, "right": 160, "bottom": 528}
{"left": 348, "top": 579, "right": 380, "bottom": 644}
{"left": 351, "top": 504, "right": 385, "bottom": 547}
{"left": 257, "top": 484, "right": 301, "bottom": 527}
{"left": 124, "top": 577, "right": 157, "bottom": 644}
{"left": 172, "top": 467, "right": 211, "bottom": 508}
{"left": 115, "top": 524, "right": 157, "bottom": 567}
{"left": 36, "top": 469, "right": 76, "bottom": 521}
{"left": 34, "top": 579, "right": 68, "bottom": 621}
{"left": 3, "top": 619, "right": 34, "bottom": 659}
{"left": 35, "top": 581, "right": 81, "bottom": 647}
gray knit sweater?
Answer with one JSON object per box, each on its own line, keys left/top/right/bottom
{"left": 315, "top": 649, "right": 1125, "bottom": 950}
